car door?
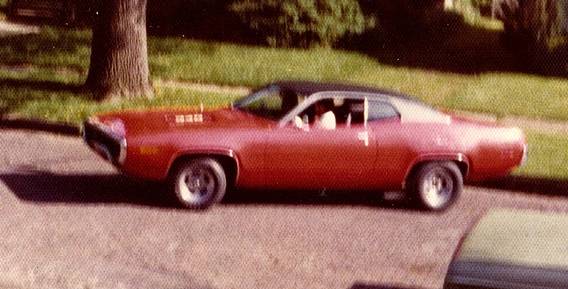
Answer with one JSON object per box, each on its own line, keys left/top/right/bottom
{"left": 365, "top": 99, "right": 410, "bottom": 189}
{"left": 265, "top": 97, "right": 377, "bottom": 190}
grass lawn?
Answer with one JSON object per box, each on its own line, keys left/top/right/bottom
{"left": 1, "top": 24, "right": 568, "bottom": 123}
{"left": 514, "top": 131, "right": 568, "bottom": 180}
{"left": 0, "top": 67, "right": 242, "bottom": 124}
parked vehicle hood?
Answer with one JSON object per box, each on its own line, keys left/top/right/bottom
{"left": 445, "top": 209, "right": 568, "bottom": 289}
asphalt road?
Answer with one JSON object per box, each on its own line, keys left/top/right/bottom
{"left": 1, "top": 129, "right": 568, "bottom": 289}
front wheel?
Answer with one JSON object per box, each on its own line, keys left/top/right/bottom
{"left": 170, "top": 158, "right": 227, "bottom": 210}
{"left": 407, "top": 162, "right": 463, "bottom": 211}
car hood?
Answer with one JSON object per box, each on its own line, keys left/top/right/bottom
{"left": 94, "top": 107, "right": 273, "bottom": 137}
{"left": 445, "top": 209, "right": 568, "bottom": 289}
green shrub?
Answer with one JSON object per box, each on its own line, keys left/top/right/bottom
{"left": 497, "top": 0, "right": 568, "bottom": 75}
{"left": 229, "top": 0, "right": 373, "bottom": 48}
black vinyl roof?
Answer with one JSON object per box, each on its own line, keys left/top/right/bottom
{"left": 272, "top": 80, "right": 417, "bottom": 101}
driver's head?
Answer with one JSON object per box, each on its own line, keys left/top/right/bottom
{"left": 315, "top": 98, "right": 334, "bottom": 114}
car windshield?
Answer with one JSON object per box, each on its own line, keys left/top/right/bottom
{"left": 233, "top": 85, "right": 300, "bottom": 120}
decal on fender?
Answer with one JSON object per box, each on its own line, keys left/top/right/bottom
{"left": 174, "top": 114, "right": 204, "bottom": 124}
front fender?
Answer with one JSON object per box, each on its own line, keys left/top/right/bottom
{"left": 166, "top": 147, "right": 241, "bottom": 181}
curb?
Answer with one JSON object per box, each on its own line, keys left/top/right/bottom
{"left": 0, "top": 117, "right": 80, "bottom": 136}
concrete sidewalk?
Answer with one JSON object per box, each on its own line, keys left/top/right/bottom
{"left": 0, "top": 21, "right": 39, "bottom": 37}
{"left": 452, "top": 110, "right": 568, "bottom": 136}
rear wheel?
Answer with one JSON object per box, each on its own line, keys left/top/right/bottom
{"left": 170, "top": 158, "right": 227, "bottom": 210}
{"left": 407, "top": 162, "right": 463, "bottom": 211}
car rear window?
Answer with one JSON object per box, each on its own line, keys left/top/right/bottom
{"left": 368, "top": 100, "right": 399, "bottom": 121}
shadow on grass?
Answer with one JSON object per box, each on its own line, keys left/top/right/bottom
{"left": 0, "top": 78, "right": 82, "bottom": 93}
{"left": 0, "top": 28, "right": 90, "bottom": 67}
{"left": 147, "top": 13, "right": 260, "bottom": 46}
{"left": 360, "top": 14, "right": 524, "bottom": 75}
{"left": 0, "top": 77, "right": 90, "bottom": 121}
{"left": 0, "top": 170, "right": 411, "bottom": 210}
{"left": 473, "top": 175, "right": 568, "bottom": 196}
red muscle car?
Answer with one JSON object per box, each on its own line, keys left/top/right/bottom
{"left": 83, "top": 81, "right": 527, "bottom": 211}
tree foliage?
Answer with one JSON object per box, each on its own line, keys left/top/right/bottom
{"left": 229, "top": 0, "right": 373, "bottom": 47}
{"left": 495, "top": 0, "right": 568, "bottom": 75}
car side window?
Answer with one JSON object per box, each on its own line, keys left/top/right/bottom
{"left": 238, "top": 88, "right": 303, "bottom": 120}
{"left": 335, "top": 99, "right": 398, "bottom": 127}
{"left": 244, "top": 91, "right": 282, "bottom": 116}
{"left": 367, "top": 100, "right": 399, "bottom": 122}
{"left": 292, "top": 96, "right": 399, "bottom": 128}
{"left": 342, "top": 99, "right": 365, "bottom": 126}
{"left": 295, "top": 98, "right": 338, "bottom": 130}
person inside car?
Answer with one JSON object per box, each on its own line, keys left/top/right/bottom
{"left": 314, "top": 99, "right": 336, "bottom": 130}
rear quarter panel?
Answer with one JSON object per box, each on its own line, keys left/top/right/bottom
{"left": 367, "top": 121, "right": 470, "bottom": 189}
{"left": 377, "top": 120, "right": 524, "bottom": 186}
{"left": 462, "top": 126, "right": 526, "bottom": 181}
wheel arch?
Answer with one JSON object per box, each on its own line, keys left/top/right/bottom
{"left": 168, "top": 148, "right": 240, "bottom": 188}
{"left": 404, "top": 153, "right": 469, "bottom": 188}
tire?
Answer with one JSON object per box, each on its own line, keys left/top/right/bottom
{"left": 407, "top": 162, "right": 463, "bottom": 211}
{"left": 170, "top": 158, "right": 227, "bottom": 210}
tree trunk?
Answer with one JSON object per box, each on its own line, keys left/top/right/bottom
{"left": 86, "top": 0, "right": 153, "bottom": 101}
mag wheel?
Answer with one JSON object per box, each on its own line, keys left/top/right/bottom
{"left": 408, "top": 162, "right": 463, "bottom": 211}
{"left": 171, "top": 158, "right": 227, "bottom": 210}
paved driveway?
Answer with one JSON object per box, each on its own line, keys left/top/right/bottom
{"left": 1, "top": 129, "right": 568, "bottom": 289}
